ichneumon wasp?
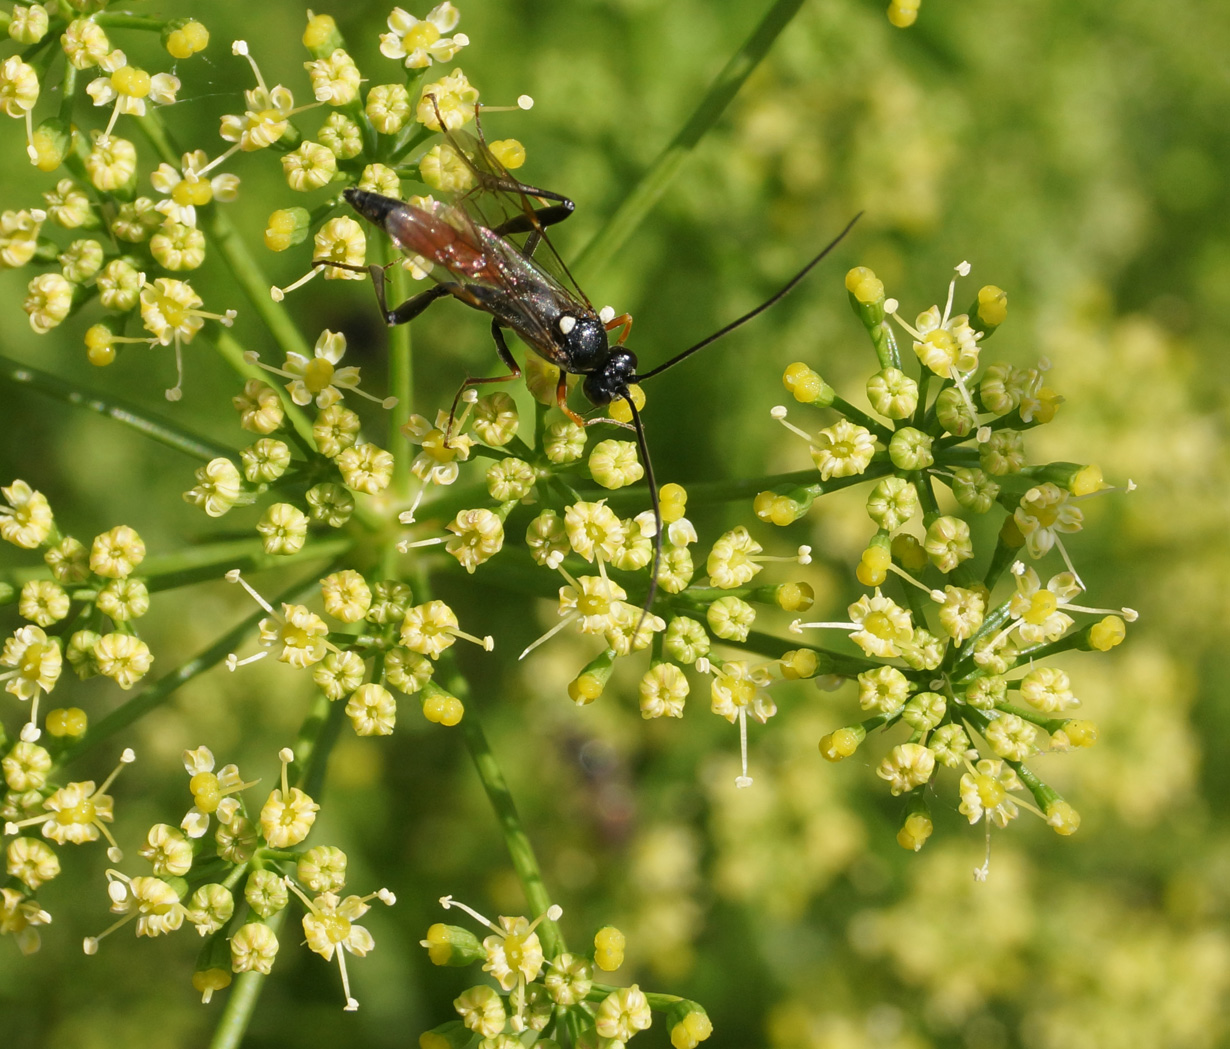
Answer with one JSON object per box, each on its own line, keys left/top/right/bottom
{"left": 337, "top": 97, "right": 858, "bottom": 630}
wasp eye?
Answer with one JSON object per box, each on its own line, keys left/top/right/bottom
{"left": 558, "top": 315, "right": 576, "bottom": 335}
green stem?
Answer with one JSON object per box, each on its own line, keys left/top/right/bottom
{"left": 442, "top": 659, "right": 564, "bottom": 957}
{"left": 573, "top": 0, "right": 807, "bottom": 278}
{"left": 207, "top": 908, "right": 288, "bottom": 1049}
{"left": 140, "top": 536, "right": 355, "bottom": 592}
{"left": 380, "top": 236, "right": 414, "bottom": 498}
{"left": 0, "top": 535, "right": 354, "bottom": 592}
{"left": 95, "top": 14, "right": 165, "bottom": 30}
{"left": 0, "top": 354, "right": 236, "bottom": 462}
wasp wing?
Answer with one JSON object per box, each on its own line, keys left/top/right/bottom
{"left": 382, "top": 196, "right": 599, "bottom": 372}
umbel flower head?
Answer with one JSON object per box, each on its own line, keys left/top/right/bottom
{"left": 774, "top": 261, "right": 1133, "bottom": 863}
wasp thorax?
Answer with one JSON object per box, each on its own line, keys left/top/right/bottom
{"left": 556, "top": 314, "right": 609, "bottom": 372}
{"left": 582, "top": 350, "right": 638, "bottom": 406}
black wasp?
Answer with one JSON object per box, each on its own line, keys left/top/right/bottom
{"left": 339, "top": 97, "right": 858, "bottom": 621}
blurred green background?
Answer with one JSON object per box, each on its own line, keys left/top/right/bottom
{"left": 2, "top": 0, "right": 1229, "bottom": 1046}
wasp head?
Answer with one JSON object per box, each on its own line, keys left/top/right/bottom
{"left": 583, "top": 349, "right": 638, "bottom": 406}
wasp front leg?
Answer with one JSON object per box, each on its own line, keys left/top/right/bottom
{"left": 603, "top": 312, "right": 633, "bottom": 345}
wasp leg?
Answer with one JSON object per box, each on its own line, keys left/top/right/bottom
{"left": 374, "top": 273, "right": 456, "bottom": 328}
{"left": 490, "top": 199, "right": 574, "bottom": 246}
{"left": 554, "top": 371, "right": 587, "bottom": 428}
{"left": 551, "top": 376, "right": 634, "bottom": 433}
{"left": 445, "top": 319, "right": 524, "bottom": 445}
{"left": 603, "top": 312, "right": 634, "bottom": 345}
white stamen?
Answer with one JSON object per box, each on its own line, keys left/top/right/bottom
{"left": 735, "top": 709, "right": 752, "bottom": 789}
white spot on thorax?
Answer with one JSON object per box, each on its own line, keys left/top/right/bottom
{"left": 558, "top": 315, "right": 577, "bottom": 335}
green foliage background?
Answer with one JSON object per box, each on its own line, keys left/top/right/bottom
{"left": 2, "top": 0, "right": 1228, "bottom": 1046}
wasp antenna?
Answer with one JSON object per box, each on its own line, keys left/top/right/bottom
{"left": 637, "top": 212, "right": 863, "bottom": 383}
{"left": 625, "top": 393, "right": 661, "bottom": 640}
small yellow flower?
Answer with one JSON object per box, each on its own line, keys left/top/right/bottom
{"left": 596, "top": 985, "right": 653, "bottom": 1042}
{"left": 9, "top": 5, "right": 49, "bottom": 45}
{"left": 315, "top": 404, "right": 362, "bottom": 458}
{"left": 256, "top": 503, "right": 310, "bottom": 556}
{"left": 366, "top": 83, "right": 412, "bottom": 135}
{"left": 564, "top": 501, "right": 625, "bottom": 563}
{"left": 150, "top": 221, "right": 206, "bottom": 271}
{"left": 304, "top": 48, "right": 361, "bottom": 106}
{"left": 7, "top": 835, "right": 60, "bottom": 890}
{"left": 404, "top": 410, "right": 475, "bottom": 486}
{"left": 258, "top": 603, "right": 329, "bottom": 668}
{"left": 1, "top": 625, "right": 62, "bottom": 739}
{"left": 151, "top": 149, "right": 240, "bottom": 227}
{"left": 0, "top": 208, "right": 44, "bottom": 267}
{"left": 380, "top": 3, "right": 469, "bottom": 69}
{"left": 184, "top": 457, "right": 243, "bottom": 517}
{"left": 639, "top": 663, "right": 689, "bottom": 719}
{"left": 84, "top": 132, "right": 138, "bottom": 192}
{"left": 85, "top": 50, "right": 179, "bottom": 136}
{"left": 958, "top": 758, "right": 1021, "bottom": 827}
{"left": 219, "top": 41, "right": 297, "bottom": 151}
{"left": 320, "top": 570, "right": 372, "bottom": 623}
{"left": 234, "top": 378, "right": 285, "bottom": 434}
{"left": 1007, "top": 563, "right": 1080, "bottom": 643}
{"left": 0, "top": 54, "right": 39, "bottom": 160}
{"left": 61, "top": 18, "right": 111, "bottom": 70}
{"left": 3, "top": 741, "right": 52, "bottom": 792}
{"left": 96, "top": 259, "right": 144, "bottom": 312}
{"left": 1014, "top": 482, "right": 1083, "bottom": 559}
{"left": 446, "top": 509, "right": 505, "bottom": 573}
{"left": 419, "top": 141, "right": 476, "bottom": 192}
{"left": 138, "top": 823, "right": 194, "bottom": 878}
{"left": 91, "top": 524, "right": 145, "bottom": 578}
{"left": 92, "top": 633, "right": 153, "bottom": 689}
{"left": 259, "top": 750, "right": 319, "bottom": 848}
{"left": 416, "top": 69, "right": 479, "bottom": 130}
{"left": 345, "top": 682, "right": 397, "bottom": 736}
{"left": 455, "top": 984, "right": 506, "bottom": 1037}
{"left": 0, "top": 887, "right": 51, "bottom": 954}
{"left": 229, "top": 920, "right": 279, "bottom": 973}
{"left": 312, "top": 216, "right": 367, "bottom": 280}
{"left": 709, "top": 660, "right": 776, "bottom": 726}
{"left": 847, "top": 589, "right": 914, "bottom": 657}
{"left": 706, "top": 526, "right": 763, "bottom": 588}
{"left": 282, "top": 141, "right": 338, "bottom": 192}
{"left": 33, "top": 776, "right": 117, "bottom": 847}
{"left": 876, "top": 742, "right": 936, "bottom": 796}
{"left": 0, "top": 480, "right": 52, "bottom": 548}
{"left": 286, "top": 330, "right": 361, "bottom": 408}
{"left": 60, "top": 237, "right": 105, "bottom": 281}
{"left": 19, "top": 579, "right": 70, "bottom": 626}
{"left": 319, "top": 112, "right": 363, "bottom": 159}
{"left": 588, "top": 439, "right": 644, "bottom": 489}
{"left": 165, "top": 20, "right": 209, "bottom": 60}
{"left": 337, "top": 443, "right": 394, "bottom": 495}
{"left": 810, "top": 419, "right": 876, "bottom": 481}
{"left": 23, "top": 272, "right": 74, "bottom": 333}
{"left": 400, "top": 600, "right": 462, "bottom": 659}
